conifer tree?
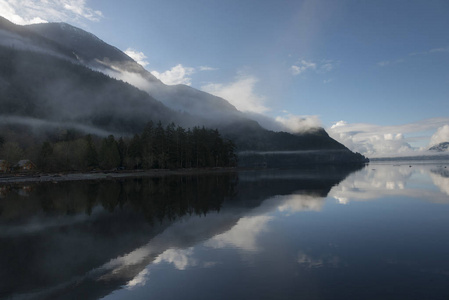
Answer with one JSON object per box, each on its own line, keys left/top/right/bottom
{"left": 85, "top": 134, "right": 98, "bottom": 168}
{"left": 99, "top": 135, "right": 120, "bottom": 170}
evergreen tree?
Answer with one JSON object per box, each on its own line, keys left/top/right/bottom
{"left": 141, "top": 121, "right": 155, "bottom": 168}
{"left": 154, "top": 121, "right": 166, "bottom": 168}
{"left": 0, "top": 142, "right": 24, "bottom": 165}
{"left": 117, "top": 137, "right": 127, "bottom": 168}
{"left": 85, "top": 134, "right": 98, "bottom": 169}
{"left": 3, "top": 120, "right": 236, "bottom": 172}
{"left": 165, "top": 122, "right": 177, "bottom": 168}
{"left": 127, "top": 134, "right": 142, "bottom": 169}
{"left": 38, "top": 141, "right": 54, "bottom": 171}
{"left": 99, "top": 135, "right": 120, "bottom": 170}
{"left": 175, "top": 125, "right": 186, "bottom": 168}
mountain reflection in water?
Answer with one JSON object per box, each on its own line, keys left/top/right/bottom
{"left": 1, "top": 163, "right": 449, "bottom": 300}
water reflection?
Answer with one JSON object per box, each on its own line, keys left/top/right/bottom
{"left": 429, "top": 167, "right": 449, "bottom": 196}
{"left": 2, "top": 163, "right": 449, "bottom": 299}
{"left": 0, "top": 174, "right": 238, "bottom": 299}
{"left": 330, "top": 162, "right": 449, "bottom": 204}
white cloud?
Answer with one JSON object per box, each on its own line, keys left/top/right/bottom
{"left": 429, "top": 125, "right": 449, "bottom": 147}
{"left": 429, "top": 46, "right": 449, "bottom": 53}
{"left": 291, "top": 60, "right": 316, "bottom": 75}
{"left": 154, "top": 248, "right": 197, "bottom": 270}
{"left": 113, "top": 55, "right": 216, "bottom": 84}
{"left": 328, "top": 118, "right": 449, "bottom": 158}
{"left": 411, "top": 46, "right": 449, "bottom": 56}
{"left": 0, "top": 0, "right": 103, "bottom": 25}
{"left": 320, "top": 63, "right": 333, "bottom": 72}
{"left": 318, "top": 59, "right": 339, "bottom": 73}
{"left": 276, "top": 194, "right": 325, "bottom": 215}
{"left": 151, "top": 64, "right": 195, "bottom": 86}
{"left": 205, "top": 216, "right": 273, "bottom": 251}
{"left": 291, "top": 59, "right": 337, "bottom": 76}
{"left": 377, "top": 58, "right": 404, "bottom": 67}
{"left": 124, "top": 48, "right": 149, "bottom": 67}
{"left": 126, "top": 269, "right": 149, "bottom": 289}
{"left": 201, "top": 74, "right": 269, "bottom": 114}
{"left": 199, "top": 66, "right": 218, "bottom": 71}
{"left": 328, "top": 122, "right": 413, "bottom": 157}
{"left": 377, "top": 61, "right": 390, "bottom": 67}
{"left": 275, "top": 114, "right": 321, "bottom": 133}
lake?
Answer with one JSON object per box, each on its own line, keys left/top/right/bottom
{"left": 1, "top": 162, "right": 449, "bottom": 299}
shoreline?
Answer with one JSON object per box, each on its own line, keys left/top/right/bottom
{"left": 0, "top": 168, "right": 238, "bottom": 185}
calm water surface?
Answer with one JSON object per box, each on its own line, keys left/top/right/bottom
{"left": 1, "top": 162, "right": 449, "bottom": 299}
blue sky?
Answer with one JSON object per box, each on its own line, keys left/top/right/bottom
{"left": 1, "top": 0, "right": 449, "bottom": 157}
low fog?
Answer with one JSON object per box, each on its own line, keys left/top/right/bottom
{"left": 0, "top": 18, "right": 364, "bottom": 166}
{"left": 0, "top": 116, "right": 114, "bottom": 137}
{"left": 99, "top": 58, "right": 324, "bottom": 134}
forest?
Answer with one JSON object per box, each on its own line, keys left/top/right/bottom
{"left": 0, "top": 121, "right": 237, "bottom": 172}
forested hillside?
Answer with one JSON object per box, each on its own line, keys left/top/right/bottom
{"left": 0, "top": 18, "right": 368, "bottom": 169}
{"left": 1, "top": 121, "right": 236, "bottom": 172}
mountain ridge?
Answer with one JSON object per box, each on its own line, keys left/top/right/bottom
{"left": 0, "top": 16, "right": 368, "bottom": 164}
{"left": 25, "top": 19, "right": 246, "bottom": 123}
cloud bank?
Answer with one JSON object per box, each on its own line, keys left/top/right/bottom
{"left": 328, "top": 118, "right": 449, "bottom": 158}
{"left": 121, "top": 48, "right": 218, "bottom": 87}
{"left": 430, "top": 125, "right": 449, "bottom": 147}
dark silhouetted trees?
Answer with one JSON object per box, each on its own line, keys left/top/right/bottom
{"left": 22, "top": 122, "right": 237, "bottom": 172}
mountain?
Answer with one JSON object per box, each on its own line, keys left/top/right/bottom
{"left": 429, "top": 142, "right": 449, "bottom": 152}
{"left": 0, "top": 43, "right": 179, "bottom": 134}
{"left": 26, "top": 21, "right": 241, "bottom": 121}
{"left": 0, "top": 16, "right": 367, "bottom": 164}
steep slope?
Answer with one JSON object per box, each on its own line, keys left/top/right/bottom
{"left": 25, "top": 21, "right": 248, "bottom": 121}
{"left": 0, "top": 17, "right": 368, "bottom": 164}
{"left": 0, "top": 45, "right": 179, "bottom": 135}
{"left": 26, "top": 21, "right": 160, "bottom": 83}
{"left": 0, "top": 16, "right": 76, "bottom": 60}
{"left": 23, "top": 21, "right": 353, "bottom": 149}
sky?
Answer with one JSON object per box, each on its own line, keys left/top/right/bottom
{"left": 1, "top": 0, "right": 449, "bottom": 157}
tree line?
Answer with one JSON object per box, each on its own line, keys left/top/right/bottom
{"left": 0, "top": 121, "right": 237, "bottom": 172}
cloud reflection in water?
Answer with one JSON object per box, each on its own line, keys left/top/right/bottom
{"left": 330, "top": 163, "right": 449, "bottom": 204}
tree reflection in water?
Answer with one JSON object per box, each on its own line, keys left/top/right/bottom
{"left": 0, "top": 165, "right": 362, "bottom": 300}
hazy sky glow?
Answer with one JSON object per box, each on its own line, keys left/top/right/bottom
{"left": 1, "top": 0, "right": 448, "bottom": 157}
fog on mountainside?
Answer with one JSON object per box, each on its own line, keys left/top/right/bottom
{"left": 0, "top": 16, "right": 368, "bottom": 165}
{"left": 23, "top": 19, "right": 323, "bottom": 133}
{"left": 0, "top": 46, "right": 179, "bottom": 133}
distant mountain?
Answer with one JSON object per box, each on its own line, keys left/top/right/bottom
{"left": 429, "top": 142, "right": 449, "bottom": 152}
{"left": 0, "top": 16, "right": 367, "bottom": 164}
